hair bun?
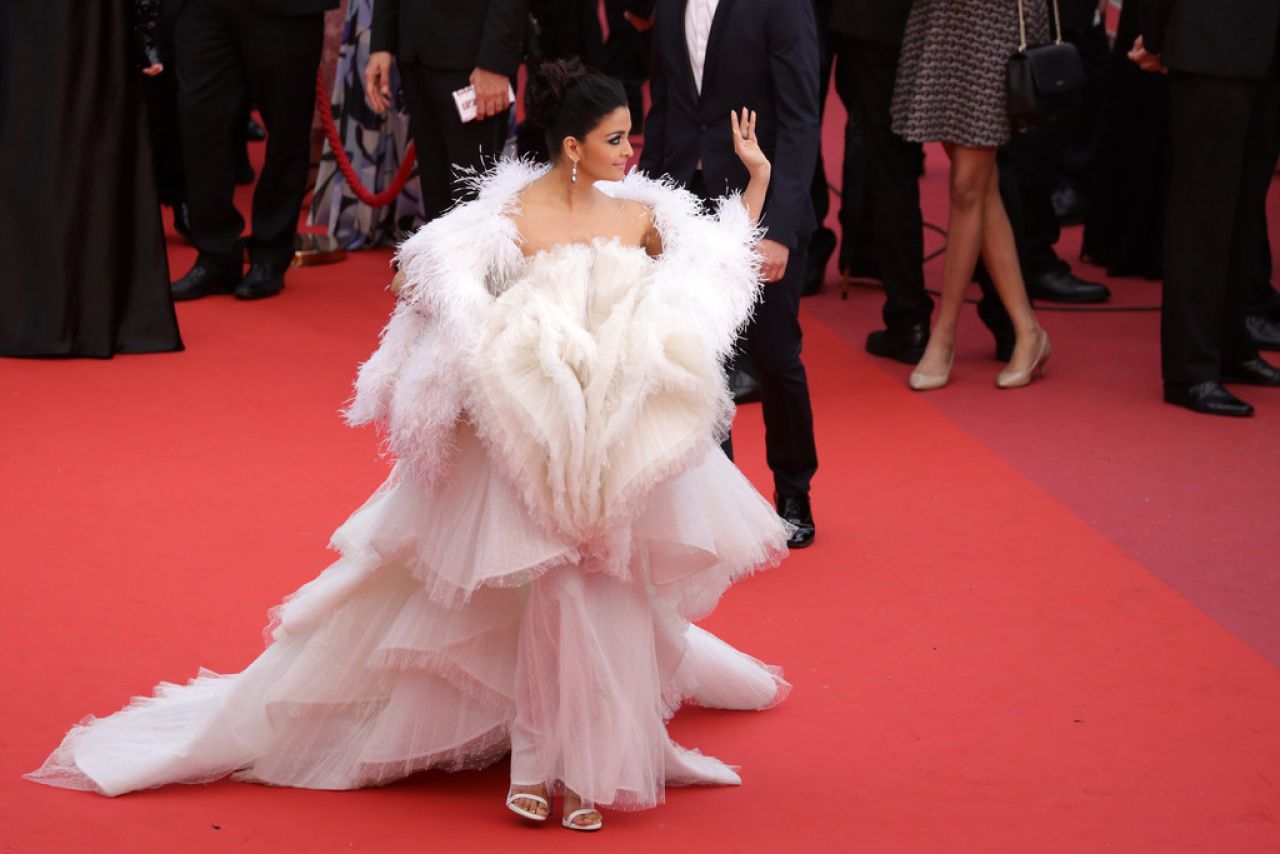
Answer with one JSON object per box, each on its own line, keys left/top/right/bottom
{"left": 526, "top": 57, "right": 589, "bottom": 130}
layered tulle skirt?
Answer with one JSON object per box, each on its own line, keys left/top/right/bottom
{"left": 27, "top": 425, "right": 790, "bottom": 808}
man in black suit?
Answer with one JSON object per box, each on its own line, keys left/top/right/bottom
{"left": 828, "top": 0, "right": 934, "bottom": 363}
{"left": 169, "top": 0, "right": 337, "bottom": 302}
{"left": 367, "top": 0, "right": 527, "bottom": 222}
{"left": 1134, "top": 0, "right": 1280, "bottom": 415}
{"left": 642, "top": 0, "right": 821, "bottom": 547}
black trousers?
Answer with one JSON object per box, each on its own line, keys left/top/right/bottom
{"left": 175, "top": 0, "right": 322, "bottom": 269}
{"left": 691, "top": 175, "right": 819, "bottom": 499}
{"left": 399, "top": 64, "right": 510, "bottom": 222}
{"left": 1162, "top": 58, "right": 1278, "bottom": 384}
{"left": 832, "top": 35, "right": 932, "bottom": 331}
{"left": 1057, "top": 21, "right": 1110, "bottom": 201}
{"left": 142, "top": 67, "right": 186, "bottom": 208}
{"left": 141, "top": 13, "right": 185, "bottom": 207}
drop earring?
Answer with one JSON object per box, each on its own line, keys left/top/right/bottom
{"left": 570, "top": 160, "right": 578, "bottom": 184}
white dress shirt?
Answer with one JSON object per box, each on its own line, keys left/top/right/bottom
{"left": 684, "top": 0, "right": 720, "bottom": 94}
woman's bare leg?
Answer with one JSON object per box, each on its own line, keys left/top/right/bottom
{"left": 977, "top": 163, "right": 1044, "bottom": 364}
{"left": 915, "top": 144, "right": 999, "bottom": 376}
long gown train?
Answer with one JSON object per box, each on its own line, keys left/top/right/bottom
{"left": 27, "top": 428, "right": 789, "bottom": 807}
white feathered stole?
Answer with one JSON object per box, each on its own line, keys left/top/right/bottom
{"left": 345, "top": 159, "right": 763, "bottom": 550}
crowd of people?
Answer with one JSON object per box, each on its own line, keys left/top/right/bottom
{"left": 10, "top": 0, "right": 1280, "bottom": 834}
{"left": 5, "top": 0, "right": 1279, "bottom": 416}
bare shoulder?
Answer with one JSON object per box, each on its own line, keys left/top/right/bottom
{"left": 614, "top": 197, "right": 652, "bottom": 218}
{"left": 615, "top": 199, "right": 664, "bottom": 257}
{"left": 615, "top": 198, "right": 656, "bottom": 235}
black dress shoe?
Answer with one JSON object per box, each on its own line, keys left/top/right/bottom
{"left": 235, "top": 262, "right": 286, "bottom": 300}
{"left": 1223, "top": 357, "right": 1280, "bottom": 387}
{"left": 775, "top": 494, "right": 815, "bottom": 549}
{"left": 802, "top": 227, "right": 837, "bottom": 296}
{"left": 866, "top": 323, "right": 929, "bottom": 365}
{"left": 1163, "top": 381, "right": 1254, "bottom": 417}
{"left": 1026, "top": 268, "right": 1111, "bottom": 304}
{"left": 171, "top": 259, "right": 240, "bottom": 301}
{"left": 1245, "top": 313, "right": 1280, "bottom": 351}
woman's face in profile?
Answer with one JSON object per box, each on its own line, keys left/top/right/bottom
{"left": 573, "top": 106, "right": 633, "bottom": 181}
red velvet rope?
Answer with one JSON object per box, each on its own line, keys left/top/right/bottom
{"left": 315, "top": 69, "right": 417, "bottom": 208}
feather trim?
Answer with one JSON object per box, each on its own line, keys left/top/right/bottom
{"left": 344, "top": 159, "right": 764, "bottom": 491}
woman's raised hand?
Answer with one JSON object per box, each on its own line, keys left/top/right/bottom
{"left": 730, "top": 108, "right": 770, "bottom": 176}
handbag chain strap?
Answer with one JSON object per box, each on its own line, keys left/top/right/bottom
{"left": 1016, "top": 0, "right": 1065, "bottom": 52}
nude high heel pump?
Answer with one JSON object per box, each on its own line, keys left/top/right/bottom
{"left": 996, "top": 330, "right": 1052, "bottom": 389}
{"left": 909, "top": 349, "right": 955, "bottom": 391}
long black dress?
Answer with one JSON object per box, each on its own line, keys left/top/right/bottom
{"left": 0, "top": 0, "right": 183, "bottom": 357}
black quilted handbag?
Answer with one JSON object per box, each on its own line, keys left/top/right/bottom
{"left": 1006, "top": 0, "right": 1085, "bottom": 131}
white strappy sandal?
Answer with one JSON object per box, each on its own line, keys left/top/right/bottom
{"left": 506, "top": 790, "right": 550, "bottom": 822}
{"left": 562, "top": 805, "right": 603, "bottom": 832}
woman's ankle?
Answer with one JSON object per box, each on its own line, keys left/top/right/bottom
{"left": 926, "top": 325, "right": 958, "bottom": 350}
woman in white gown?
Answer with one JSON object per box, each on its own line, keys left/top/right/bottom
{"left": 27, "top": 59, "right": 791, "bottom": 832}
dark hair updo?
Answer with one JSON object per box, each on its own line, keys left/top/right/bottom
{"left": 526, "top": 58, "right": 628, "bottom": 161}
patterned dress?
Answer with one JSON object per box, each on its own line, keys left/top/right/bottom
{"left": 891, "top": 0, "right": 1051, "bottom": 147}
{"left": 308, "top": 0, "right": 424, "bottom": 249}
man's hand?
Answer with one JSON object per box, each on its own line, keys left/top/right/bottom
{"left": 366, "top": 51, "right": 394, "bottom": 113}
{"left": 759, "top": 238, "right": 790, "bottom": 283}
{"left": 1127, "top": 36, "right": 1167, "bottom": 74}
{"left": 471, "top": 68, "right": 512, "bottom": 121}
{"left": 141, "top": 63, "right": 164, "bottom": 77}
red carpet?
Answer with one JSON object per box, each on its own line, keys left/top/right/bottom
{"left": 4, "top": 99, "right": 1280, "bottom": 851}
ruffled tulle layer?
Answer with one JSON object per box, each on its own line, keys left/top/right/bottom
{"left": 27, "top": 427, "right": 789, "bottom": 809}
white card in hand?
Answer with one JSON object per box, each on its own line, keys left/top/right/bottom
{"left": 452, "top": 84, "right": 517, "bottom": 123}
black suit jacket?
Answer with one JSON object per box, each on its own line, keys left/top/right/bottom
{"left": 1138, "top": 0, "right": 1279, "bottom": 79}
{"left": 371, "top": 0, "right": 528, "bottom": 76}
{"left": 827, "top": 0, "right": 910, "bottom": 45}
{"left": 640, "top": 0, "right": 821, "bottom": 248}
{"left": 1058, "top": 0, "right": 1099, "bottom": 34}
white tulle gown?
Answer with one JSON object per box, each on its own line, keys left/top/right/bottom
{"left": 26, "top": 168, "right": 792, "bottom": 811}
